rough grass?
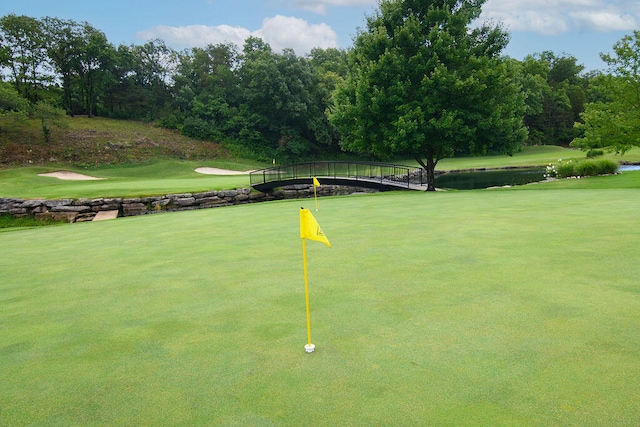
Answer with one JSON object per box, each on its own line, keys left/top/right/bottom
{"left": 1, "top": 179, "right": 639, "bottom": 425}
{"left": 0, "top": 213, "right": 66, "bottom": 231}
{"left": 0, "top": 116, "right": 230, "bottom": 167}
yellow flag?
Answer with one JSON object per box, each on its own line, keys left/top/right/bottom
{"left": 313, "top": 177, "right": 320, "bottom": 187}
{"left": 300, "top": 208, "right": 331, "bottom": 247}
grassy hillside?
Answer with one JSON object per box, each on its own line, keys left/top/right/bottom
{"left": 4, "top": 116, "right": 640, "bottom": 172}
{"left": 3, "top": 115, "right": 640, "bottom": 200}
{"left": 0, "top": 116, "right": 231, "bottom": 168}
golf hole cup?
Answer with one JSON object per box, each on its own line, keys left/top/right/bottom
{"left": 305, "top": 344, "right": 315, "bottom": 353}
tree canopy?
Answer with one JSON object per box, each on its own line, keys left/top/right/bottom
{"left": 328, "top": 0, "right": 527, "bottom": 190}
{"left": 4, "top": 9, "right": 626, "bottom": 169}
{"left": 572, "top": 31, "right": 640, "bottom": 154}
{"left": 519, "top": 52, "right": 586, "bottom": 146}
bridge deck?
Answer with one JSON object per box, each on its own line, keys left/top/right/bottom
{"left": 250, "top": 162, "right": 427, "bottom": 192}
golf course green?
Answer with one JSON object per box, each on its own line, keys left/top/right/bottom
{"left": 1, "top": 164, "right": 639, "bottom": 425}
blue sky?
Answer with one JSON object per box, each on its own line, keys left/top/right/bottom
{"left": 2, "top": 0, "right": 639, "bottom": 72}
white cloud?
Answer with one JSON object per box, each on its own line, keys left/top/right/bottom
{"left": 292, "top": 0, "right": 375, "bottom": 14}
{"left": 137, "top": 16, "right": 338, "bottom": 55}
{"left": 255, "top": 15, "right": 338, "bottom": 53}
{"left": 569, "top": 9, "right": 637, "bottom": 32}
{"left": 137, "top": 24, "right": 254, "bottom": 50}
{"left": 481, "top": 0, "right": 638, "bottom": 34}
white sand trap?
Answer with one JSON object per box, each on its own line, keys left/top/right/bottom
{"left": 38, "top": 171, "right": 105, "bottom": 180}
{"left": 195, "top": 167, "right": 254, "bottom": 175}
{"left": 93, "top": 210, "right": 119, "bottom": 221}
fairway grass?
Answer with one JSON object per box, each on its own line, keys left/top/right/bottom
{"left": 4, "top": 145, "right": 640, "bottom": 199}
{"left": 0, "top": 159, "right": 264, "bottom": 199}
{"left": 1, "top": 187, "right": 639, "bottom": 425}
{"left": 406, "top": 145, "right": 640, "bottom": 171}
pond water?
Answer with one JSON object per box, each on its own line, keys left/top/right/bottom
{"left": 432, "top": 164, "right": 639, "bottom": 190}
{"left": 434, "top": 167, "right": 546, "bottom": 190}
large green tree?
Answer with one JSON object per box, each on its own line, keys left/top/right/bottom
{"left": 171, "top": 42, "right": 240, "bottom": 139}
{"left": 0, "top": 14, "right": 52, "bottom": 103}
{"left": 42, "top": 17, "right": 84, "bottom": 115}
{"left": 520, "top": 52, "right": 586, "bottom": 146}
{"left": 234, "top": 38, "right": 337, "bottom": 161}
{"left": 572, "top": 31, "right": 640, "bottom": 154}
{"left": 99, "top": 39, "right": 176, "bottom": 119}
{"left": 78, "top": 24, "right": 116, "bottom": 117}
{"left": 329, "top": 0, "right": 527, "bottom": 190}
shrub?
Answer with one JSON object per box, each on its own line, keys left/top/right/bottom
{"left": 586, "top": 149, "right": 605, "bottom": 158}
{"left": 555, "top": 160, "right": 576, "bottom": 178}
{"left": 181, "top": 117, "right": 214, "bottom": 140}
{"left": 574, "top": 160, "right": 600, "bottom": 176}
{"left": 556, "top": 158, "right": 618, "bottom": 178}
{"left": 157, "top": 113, "right": 181, "bottom": 130}
{"left": 551, "top": 158, "right": 619, "bottom": 178}
{"left": 580, "top": 158, "right": 618, "bottom": 176}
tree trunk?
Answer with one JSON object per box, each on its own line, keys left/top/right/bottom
{"left": 416, "top": 151, "right": 437, "bottom": 191}
{"left": 426, "top": 156, "right": 436, "bottom": 191}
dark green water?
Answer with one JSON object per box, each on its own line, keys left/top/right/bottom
{"left": 434, "top": 167, "right": 546, "bottom": 190}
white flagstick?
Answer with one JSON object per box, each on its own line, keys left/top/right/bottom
{"left": 301, "top": 237, "right": 314, "bottom": 353}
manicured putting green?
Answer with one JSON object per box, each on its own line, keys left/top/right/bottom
{"left": 1, "top": 185, "right": 639, "bottom": 425}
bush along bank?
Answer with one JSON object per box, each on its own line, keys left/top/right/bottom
{"left": 0, "top": 184, "right": 376, "bottom": 223}
{"left": 544, "top": 158, "right": 619, "bottom": 179}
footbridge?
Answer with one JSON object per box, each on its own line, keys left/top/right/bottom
{"left": 250, "top": 161, "right": 427, "bottom": 192}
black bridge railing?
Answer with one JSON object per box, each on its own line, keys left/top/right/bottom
{"left": 250, "top": 161, "right": 424, "bottom": 191}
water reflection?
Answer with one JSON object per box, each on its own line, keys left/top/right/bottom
{"left": 433, "top": 163, "right": 637, "bottom": 190}
{"left": 434, "top": 168, "right": 546, "bottom": 190}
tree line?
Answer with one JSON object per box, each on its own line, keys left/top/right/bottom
{"left": 1, "top": 2, "right": 638, "bottom": 172}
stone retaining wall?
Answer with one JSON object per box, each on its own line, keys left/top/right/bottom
{"left": 0, "top": 185, "right": 376, "bottom": 223}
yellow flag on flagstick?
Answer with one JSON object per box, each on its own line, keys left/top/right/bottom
{"left": 312, "top": 177, "right": 320, "bottom": 211}
{"left": 299, "top": 207, "right": 331, "bottom": 353}
{"left": 300, "top": 207, "right": 331, "bottom": 247}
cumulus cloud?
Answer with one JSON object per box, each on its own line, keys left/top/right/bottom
{"left": 481, "top": 0, "right": 639, "bottom": 34}
{"left": 292, "top": 0, "right": 376, "bottom": 15}
{"left": 569, "top": 9, "right": 637, "bottom": 32}
{"left": 255, "top": 16, "right": 338, "bottom": 52}
{"left": 137, "top": 24, "right": 253, "bottom": 49}
{"left": 137, "top": 16, "right": 338, "bottom": 55}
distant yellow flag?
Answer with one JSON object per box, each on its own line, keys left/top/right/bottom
{"left": 313, "top": 177, "right": 321, "bottom": 187}
{"left": 300, "top": 208, "right": 331, "bottom": 247}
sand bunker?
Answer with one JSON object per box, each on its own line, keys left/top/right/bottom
{"left": 38, "top": 171, "right": 105, "bottom": 180}
{"left": 194, "top": 167, "right": 254, "bottom": 175}
{"left": 37, "top": 168, "right": 253, "bottom": 180}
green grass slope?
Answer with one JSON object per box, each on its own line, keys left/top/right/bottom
{"left": 3, "top": 144, "right": 640, "bottom": 199}
{"left": 0, "top": 160, "right": 261, "bottom": 199}
{"left": 421, "top": 145, "right": 640, "bottom": 171}
{"left": 1, "top": 179, "right": 639, "bottom": 425}
{"left": 3, "top": 114, "right": 640, "bottom": 199}
{"left": 0, "top": 116, "right": 233, "bottom": 167}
